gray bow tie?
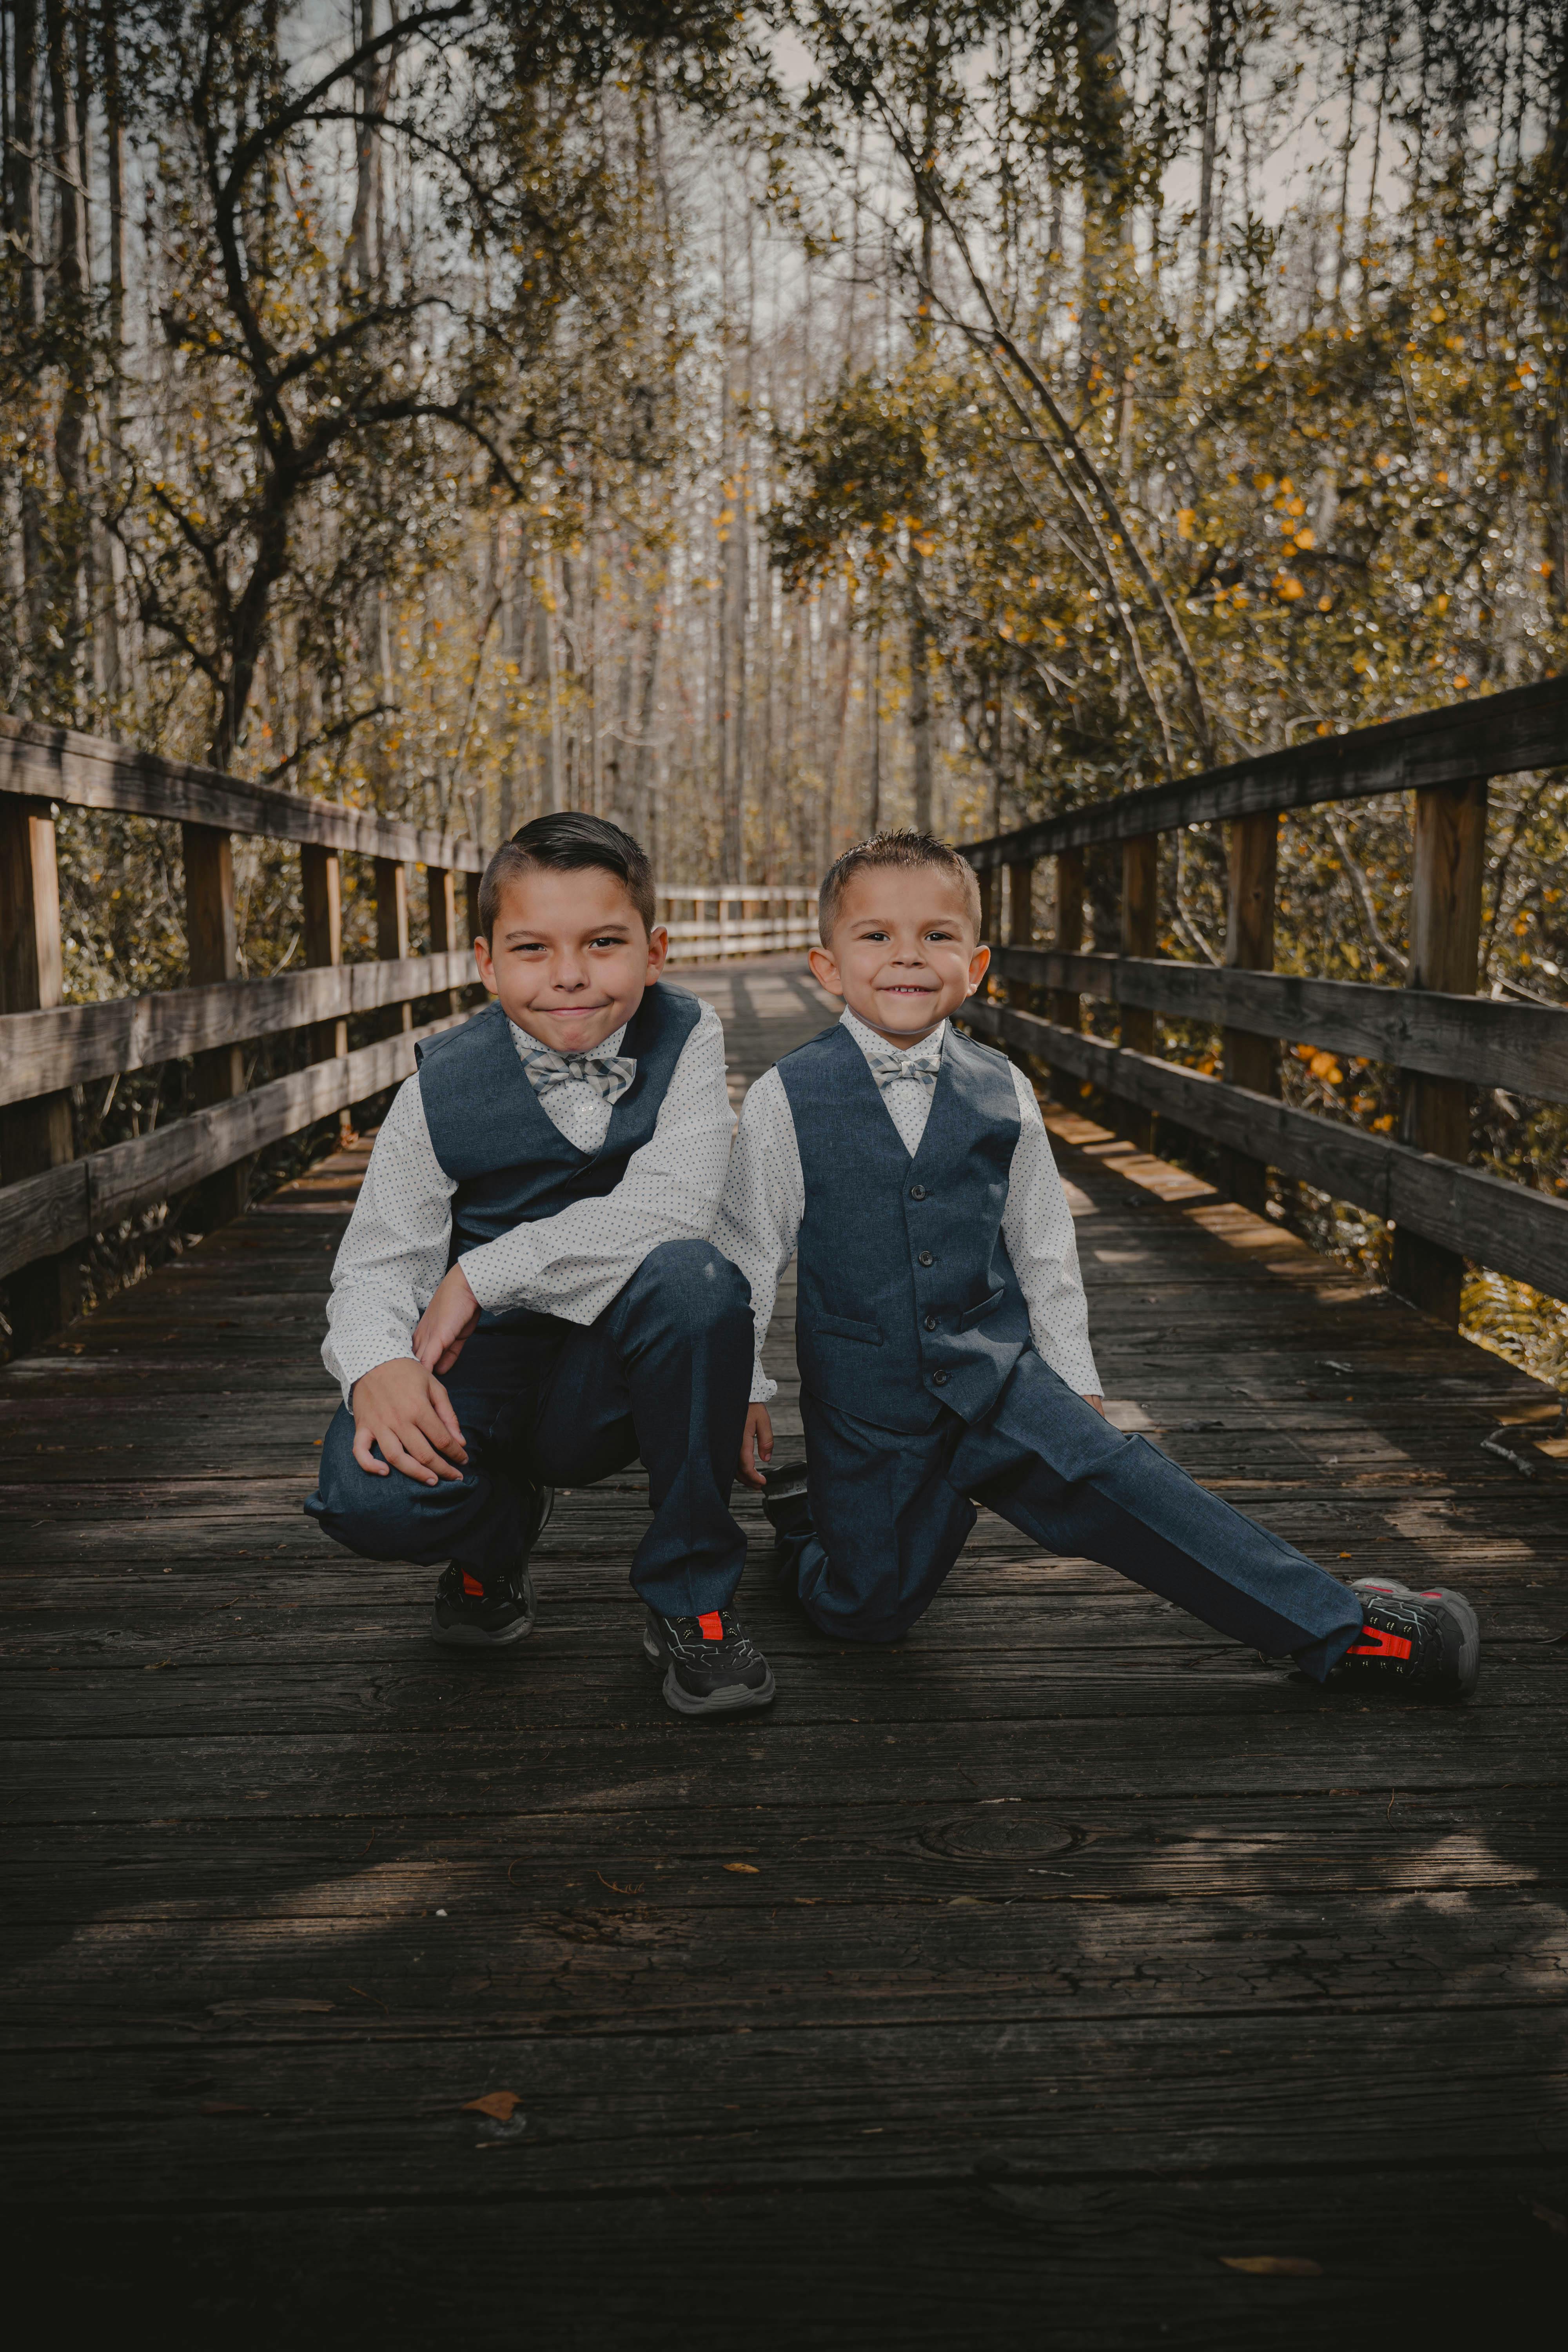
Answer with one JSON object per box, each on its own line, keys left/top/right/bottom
{"left": 519, "top": 1045, "right": 637, "bottom": 1104}
{"left": 864, "top": 1043, "right": 942, "bottom": 1096}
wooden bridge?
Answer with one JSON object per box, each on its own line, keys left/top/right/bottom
{"left": 2, "top": 698, "right": 1567, "bottom": 2342}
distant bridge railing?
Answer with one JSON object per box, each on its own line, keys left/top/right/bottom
{"left": 955, "top": 676, "right": 1568, "bottom": 1327}
{"left": 0, "top": 715, "right": 811, "bottom": 1350}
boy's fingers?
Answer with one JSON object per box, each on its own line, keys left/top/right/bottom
{"left": 430, "top": 1379, "right": 465, "bottom": 1442}
{"left": 374, "top": 1427, "right": 439, "bottom": 1485}
{"left": 351, "top": 1426, "right": 390, "bottom": 1477}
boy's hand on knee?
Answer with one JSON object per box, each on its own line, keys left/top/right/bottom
{"left": 351, "top": 1360, "right": 468, "bottom": 1485}
{"left": 739, "top": 1403, "right": 773, "bottom": 1490}
{"left": 412, "top": 1262, "right": 482, "bottom": 1375}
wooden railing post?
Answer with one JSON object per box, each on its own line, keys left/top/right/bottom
{"left": 426, "top": 863, "right": 457, "bottom": 1014}
{"left": 978, "top": 866, "right": 996, "bottom": 995}
{"left": 1007, "top": 856, "right": 1034, "bottom": 1011}
{"left": 375, "top": 856, "right": 412, "bottom": 1039}
{"left": 1220, "top": 811, "right": 1279, "bottom": 1212}
{"left": 301, "top": 845, "right": 346, "bottom": 1064}
{"left": 464, "top": 869, "right": 481, "bottom": 955}
{"left": 1119, "top": 834, "right": 1159, "bottom": 1149}
{"left": 183, "top": 822, "right": 248, "bottom": 1226}
{"left": 301, "top": 843, "right": 348, "bottom": 1145}
{"left": 1051, "top": 848, "right": 1083, "bottom": 1031}
{"left": 1391, "top": 778, "right": 1488, "bottom": 1323}
{"left": 0, "top": 793, "right": 78, "bottom": 1345}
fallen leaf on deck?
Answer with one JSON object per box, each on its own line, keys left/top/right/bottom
{"left": 1526, "top": 2199, "right": 1567, "bottom": 2238}
{"left": 1220, "top": 2256, "right": 1323, "bottom": 2277}
{"left": 463, "top": 2091, "right": 523, "bottom": 2121}
{"left": 724, "top": 1863, "right": 759, "bottom": 1874}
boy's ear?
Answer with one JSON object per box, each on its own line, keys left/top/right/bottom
{"left": 965, "top": 942, "right": 991, "bottom": 995}
{"left": 473, "top": 934, "right": 498, "bottom": 995}
{"left": 644, "top": 922, "right": 669, "bottom": 982}
{"left": 808, "top": 943, "right": 844, "bottom": 999}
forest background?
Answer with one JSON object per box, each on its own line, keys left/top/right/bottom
{"left": 2, "top": 0, "right": 1565, "bottom": 1382}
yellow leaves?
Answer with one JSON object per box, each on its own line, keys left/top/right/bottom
{"left": 1273, "top": 575, "right": 1305, "bottom": 601}
{"left": 1513, "top": 913, "right": 1531, "bottom": 937}
{"left": 1352, "top": 650, "right": 1371, "bottom": 673}
{"left": 1453, "top": 672, "right": 1470, "bottom": 690}
{"left": 1292, "top": 526, "right": 1316, "bottom": 549}
{"left": 1176, "top": 508, "right": 1196, "bottom": 540}
{"left": 1317, "top": 595, "right": 1333, "bottom": 612}
{"left": 724, "top": 1862, "right": 759, "bottom": 1874}
{"left": 1429, "top": 304, "right": 1446, "bottom": 323}
{"left": 1296, "top": 1045, "right": 1343, "bottom": 1085}
{"left": 1432, "top": 592, "right": 1450, "bottom": 613}
{"left": 1316, "top": 719, "right": 1332, "bottom": 733}
{"left": 1374, "top": 452, "right": 1392, "bottom": 470}
{"left": 1371, "top": 1113, "right": 1396, "bottom": 1133}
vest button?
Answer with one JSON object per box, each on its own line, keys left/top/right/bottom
{"left": 910, "top": 1184, "right": 927, "bottom": 1200}
{"left": 917, "top": 1250, "right": 933, "bottom": 1266}
{"left": 924, "top": 1315, "right": 937, "bottom": 1331}
{"left": 931, "top": 1370, "right": 949, "bottom": 1387}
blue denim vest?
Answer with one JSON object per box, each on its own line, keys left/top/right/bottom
{"left": 416, "top": 982, "right": 702, "bottom": 1327}
{"left": 777, "top": 1021, "right": 1033, "bottom": 1434}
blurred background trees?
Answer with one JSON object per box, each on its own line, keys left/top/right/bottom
{"left": 2, "top": 0, "right": 1564, "bottom": 1375}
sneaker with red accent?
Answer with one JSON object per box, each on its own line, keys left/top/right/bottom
{"left": 1334, "top": 1577, "right": 1480, "bottom": 1702}
{"left": 642, "top": 1606, "right": 775, "bottom": 1717}
{"left": 430, "top": 1563, "right": 537, "bottom": 1648}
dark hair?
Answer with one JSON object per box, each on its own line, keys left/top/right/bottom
{"left": 478, "top": 811, "right": 656, "bottom": 937}
{"left": 818, "top": 830, "right": 982, "bottom": 943}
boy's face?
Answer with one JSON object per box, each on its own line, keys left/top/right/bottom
{"left": 474, "top": 865, "right": 667, "bottom": 1053}
{"left": 808, "top": 865, "right": 989, "bottom": 1045}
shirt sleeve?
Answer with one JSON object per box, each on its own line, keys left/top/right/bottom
{"left": 1002, "top": 1064, "right": 1102, "bottom": 1397}
{"left": 322, "top": 1073, "right": 456, "bottom": 1405}
{"left": 457, "top": 998, "right": 736, "bottom": 1325}
{"left": 712, "top": 1066, "right": 804, "bottom": 1405}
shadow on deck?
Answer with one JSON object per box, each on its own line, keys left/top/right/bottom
{"left": 2, "top": 956, "right": 1565, "bottom": 2347}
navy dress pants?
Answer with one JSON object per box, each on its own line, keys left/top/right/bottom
{"left": 788, "top": 1345, "right": 1365, "bottom": 1680}
{"left": 306, "top": 1240, "right": 754, "bottom": 1617}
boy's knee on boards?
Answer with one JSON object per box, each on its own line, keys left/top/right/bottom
{"left": 310, "top": 1410, "right": 474, "bottom": 1557}
{"left": 635, "top": 1238, "right": 751, "bottom": 1336}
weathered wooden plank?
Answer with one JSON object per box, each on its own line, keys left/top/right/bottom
{"left": 0, "top": 713, "right": 484, "bottom": 870}
{"left": 962, "top": 998, "right": 1568, "bottom": 1300}
{"left": 991, "top": 947, "right": 1568, "bottom": 1102}
{"left": 0, "top": 1013, "right": 468, "bottom": 1277}
{"left": 962, "top": 672, "right": 1568, "bottom": 867}
{"left": 0, "top": 954, "right": 477, "bottom": 1104}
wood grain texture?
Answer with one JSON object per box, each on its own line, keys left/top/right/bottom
{"left": 962, "top": 671, "right": 1568, "bottom": 866}
{"left": 991, "top": 946, "right": 1568, "bottom": 1102}
{"left": 0, "top": 711, "right": 485, "bottom": 870}
{"left": 1, "top": 952, "right": 1563, "bottom": 2343}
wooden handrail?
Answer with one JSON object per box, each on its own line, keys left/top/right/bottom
{"left": 0, "top": 714, "right": 485, "bottom": 871}
{"left": 954, "top": 678, "right": 1567, "bottom": 1325}
{"left": 958, "top": 674, "right": 1568, "bottom": 868}
{"left": 990, "top": 947, "right": 1568, "bottom": 1105}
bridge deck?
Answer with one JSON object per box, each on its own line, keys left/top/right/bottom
{"left": 3, "top": 956, "right": 1565, "bottom": 2347}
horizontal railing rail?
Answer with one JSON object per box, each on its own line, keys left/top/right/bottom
{"left": 962, "top": 675, "right": 1568, "bottom": 868}
{"left": 956, "top": 679, "right": 1568, "bottom": 1326}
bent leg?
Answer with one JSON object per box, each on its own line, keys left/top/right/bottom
{"left": 787, "top": 1397, "right": 975, "bottom": 1644}
{"left": 305, "top": 1332, "right": 561, "bottom": 1586}
{"left": 950, "top": 1349, "right": 1363, "bottom": 1680}
{"left": 535, "top": 1239, "right": 753, "bottom": 1617}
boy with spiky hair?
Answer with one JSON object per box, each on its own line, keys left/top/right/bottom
{"left": 717, "top": 830, "right": 1480, "bottom": 1700}
{"left": 306, "top": 811, "right": 775, "bottom": 1717}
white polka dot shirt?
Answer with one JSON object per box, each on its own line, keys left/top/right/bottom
{"left": 323, "top": 1001, "right": 735, "bottom": 1402}
{"left": 714, "top": 1005, "right": 1101, "bottom": 1406}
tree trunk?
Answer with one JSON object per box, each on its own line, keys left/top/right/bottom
{"left": 45, "top": 0, "right": 90, "bottom": 708}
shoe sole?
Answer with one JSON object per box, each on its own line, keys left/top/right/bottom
{"left": 641, "top": 1624, "right": 777, "bottom": 1715}
{"left": 430, "top": 1606, "right": 536, "bottom": 1649}
{"left": 1351, "top": 1577, "right": 1480, "bottom": 1700}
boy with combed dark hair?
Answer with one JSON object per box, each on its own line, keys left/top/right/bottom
{"left": 306, "top": 811, "right": 776, "bottom": 1717}
{"left": 718, "top": 829, "right": 1480, "bottom": 1700}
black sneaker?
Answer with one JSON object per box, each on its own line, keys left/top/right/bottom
{"left": 761, "top": 1459, "right": 812, "bottom": 1545}
{"left": 431, "top": 1562, "right": 537, "bottom": 1647}
{"left": 642, "top": 1606, "right": 776, "bottom": 1717}
{"left": 1334, "top": 1577, "right": 1481, "bottom": 1701}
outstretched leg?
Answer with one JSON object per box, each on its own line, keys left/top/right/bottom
{"left": 952, "top": 1349, "right": 1364, "bottom": 1680}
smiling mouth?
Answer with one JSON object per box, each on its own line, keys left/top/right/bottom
{"left": 881, "top": 983, "right": 936, "bottom": 995}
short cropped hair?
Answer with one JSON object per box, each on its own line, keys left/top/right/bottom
{"left": 818, "top": 830, "right": 983, "bottom": 944}
{"left": 478, "top": 811, "right": 656, "bottom": 937}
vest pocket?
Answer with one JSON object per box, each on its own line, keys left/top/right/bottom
{"left": 814, "top": 1311, "right": 885, "bottom": 1346}
{"left": 957, "top": 1287, "right": 1005, "bottom": 1333}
